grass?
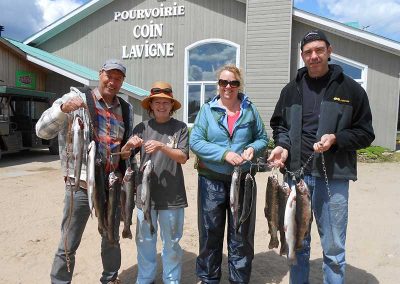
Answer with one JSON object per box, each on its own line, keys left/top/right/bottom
{"left": 357, "top": 145, "right": 400, "bottom": 163}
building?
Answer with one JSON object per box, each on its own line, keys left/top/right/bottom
{"left": 1, "top": 0, "right": 399, "bottom": 149}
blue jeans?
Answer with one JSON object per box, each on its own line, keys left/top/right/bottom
{"left": 196, "top": 175, "right": 257, "bottom": 284}
{"left": 135, "top": 208, "right": 184, "bottom": 284}
{"left": 50, "top": 185, "right": 121, "bottom": 284}
{"left": 288, "top": 175, "right": 349, "bottom": 284}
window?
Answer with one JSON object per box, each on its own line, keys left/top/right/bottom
{"left": 184, "top": 39, "right": 240, "bottom": 124}
{"left": 329, "top": 54, "right": 368, "bottom": 89}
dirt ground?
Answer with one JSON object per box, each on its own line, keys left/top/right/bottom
{"left": 0, "top": 150, "right": 399, "bottom": 284}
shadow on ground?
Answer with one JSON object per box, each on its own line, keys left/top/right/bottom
{"left": 0, "top": 149, "right": 59, "bottom": 167}
{"left": 119, "top": 250, "right": 198, "bottom": 283}
{"left": 120, "top": 250, "right": 379, "bottom": 284}
{"left": 307, "top": 257, "right": 379, "bottom": 284}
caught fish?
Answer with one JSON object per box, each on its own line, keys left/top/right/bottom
{"left": 141, "top": 160, "right": 155, "bottom": 235}
{"left": 237, "top": 173, "right": 255, "bottom": 232}
{"left": 230, "top": 166, "right": 241, "bottom": 231}
{"left": 278, "top": 181, "right": 291, "bottom": 256}
{"left": 86, "top": 140, "right": 96, "bottom": 214}
{"left": 265, "top": 173, "right": 280, "bottom": 249}
{"left": 72, "top": 114, "right": 84, "bottom": 191}
{"left": 106, "top": 171, "right": 122, "bottom": 245}
{"left": 122, "top": 157, "right": 138, "bottom": 239}
{"left": 295, "top": 179, "right": 312, "bottom": 250}
{"left": 284, "top": 186, "right": 297, "bottom": 265}
{"left": 93, "top": 156, "right": 107, "bottom": 235}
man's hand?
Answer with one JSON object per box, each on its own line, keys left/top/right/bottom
{"left": 121, "top": 135, "right": 143, "bottom": 159}
{"left": 267, "top": 146, "right": 288, "bottom": 168}
{"left": 225, "top": 151, "right": 245, "bottom": 166}
{"left": 60, "top": 97, "right": 86, "bottom": 113}
{"left": 313, "top": 134, "right": 336, "bottom": 153}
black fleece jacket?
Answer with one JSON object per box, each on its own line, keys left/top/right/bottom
{"left": 270, "top": 64, "right": 375, "bottom": 181}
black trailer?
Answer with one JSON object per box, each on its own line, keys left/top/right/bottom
{"left": 0, "top": 86, "right": 58, "bottom": 159}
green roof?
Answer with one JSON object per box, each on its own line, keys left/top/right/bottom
{"left": 0, "top": 86, "right": 57, "bottom": 99}
{"left": 4, "top": 38, "right": 148, "bottom": 99}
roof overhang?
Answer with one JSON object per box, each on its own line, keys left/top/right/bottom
{"left": 293, "top": 8, "right": 400, "bottom": 57}
{"left": 4, "top": 38, "right": 148, "bottom": 101}
{"left": 0, "top": 86, "right": 57, "bottom": 99}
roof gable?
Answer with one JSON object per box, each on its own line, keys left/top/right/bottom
{"left": 293, "top": 8, "right": 400, "bottom": 57}
{"left": 24, "top": 0, "right": 113, "bottom": 46}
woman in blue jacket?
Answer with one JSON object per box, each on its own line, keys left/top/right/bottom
{"left": 190, "top": 65, "right": 268, "bottom": 284}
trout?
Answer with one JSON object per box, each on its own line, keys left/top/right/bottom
{"left": 237, "top": 172, "right": 255, "bottom": 232}
{"left": 72, "top": 114, "right": 84, "bottom": 191}
{"left": 265, "top": 174, "right": 280, "bottom": 249}
{"left": 86, "top": 140, "right": 96, "bottom": 214}
{"left": 295, "top": 179, "right": 312, "bottom": 250}
{"left": 121, "top": 157, "right": 138, "bottom": 239}
{"left": 141, "top": 160, "right": 155, "bottom": 235}
{"left": 93, "top": 155, "right": 107, "bottom": 235}
{"left": 278, "top": 181, "right": 291, "bottom": 256}
{"left": 284, "top": 186, "right": 297, "bottom": 265}
{"left": 230, "top": 166, "right": 241, "bottom": 231}
{"left": 106, "top": 171, "right": 121, "bottom": 245}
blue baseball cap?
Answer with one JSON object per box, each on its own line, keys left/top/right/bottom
{"left": 101, "top": 59, "right": 126, "bottom": 77}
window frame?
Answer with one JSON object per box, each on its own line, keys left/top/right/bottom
{"left": 184, "top": 39, "right": 240, "bottom": 125}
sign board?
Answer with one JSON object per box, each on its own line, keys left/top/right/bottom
{"left": 15, "top": 71, "right": 36, "bottom": 89}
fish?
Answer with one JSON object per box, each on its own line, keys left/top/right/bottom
{"left": 295, "top": 179, "right": 312, "bottom": 250}
{"left": 237, "top": 172, "right": 255, "bottom": 232}
{"left": 278, "top": 181, "right": 291, "bottom": 256}
{"left": 86, "top": 140, "right": 96, "bottom": 214}
{"left": 284, "top": 185, "right": 297, "bottom": 265}
{"left": 106, "top": 171, "right": 122, "bottom": 245}
{"left": 141, "top": 160, "right": 155, "bottom": 235}
{"left": 230, "top": 166, "right": 241, "bottom": 231}
{"left": 121, "top": 157, "right": 138, "bottom": 239}
{"left": 265, "top": 174, "right": 280, "bottom": 249}
{"left": 72, "top": 114, "right": 84, "bottom": 191}
{"left": 93, "top": 155, "right": 107, "bottom": 235}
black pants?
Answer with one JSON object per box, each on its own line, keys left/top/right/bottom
{"left": 196, "top": 175, "right": 257, "bottom": 284}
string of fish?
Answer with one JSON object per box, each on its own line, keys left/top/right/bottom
{"left": 63, "top": 102, "right": 99, "bottom": 271}
{"left": 283, "top": 152, "right": 331, "bottom": 198}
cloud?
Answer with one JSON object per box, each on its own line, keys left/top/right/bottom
{"left": 0, "top": 0, "right": 86, "bottom": 41}
{"left": 317, "top": 0, "right": 400, "bottom": 41}
{"left": 35, "top": 0, "right": 83, "bottom": 29}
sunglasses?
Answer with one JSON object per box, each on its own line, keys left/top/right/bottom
{"left": 218, "top": 79, "right": 240, "bottom": 88}
{"left": 150, "top": 88, "right": 173, "bottom": 95}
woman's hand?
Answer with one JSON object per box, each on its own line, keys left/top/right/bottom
{"left": 241, "top": 147, "right": 254, "bottom": 161}
{"left": 121, "top": 135, "right": 143, "bottom": 159}
{"left": 225, "top": 151, "right": 245, "bottom": 166}
{"left": 144, "top": 140, "right": 165, "bottom": 154}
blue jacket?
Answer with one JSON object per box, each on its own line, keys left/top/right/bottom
{"left": 190, "top": 93, "right": 268, "bottom": 175}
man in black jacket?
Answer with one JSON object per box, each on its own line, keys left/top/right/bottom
{"left": 268, "top": 30, "right": 375, "bottom": 284}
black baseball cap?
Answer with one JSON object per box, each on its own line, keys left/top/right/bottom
{"left": 300, "top": 30, "right": 330, "bottom": 51}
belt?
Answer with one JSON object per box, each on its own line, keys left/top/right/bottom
{"left": 64, "top": 176, "right": 88, "bottom": 190}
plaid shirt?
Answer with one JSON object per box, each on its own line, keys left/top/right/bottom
{"left": 93, "top": 88, "right": 125, "bottom": 173}
{"left": 35, "top": 87, "right": 133, "bottom": 182}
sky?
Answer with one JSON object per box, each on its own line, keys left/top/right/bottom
{"left": 0, "top": 0, "right": 399, "bottom": 43}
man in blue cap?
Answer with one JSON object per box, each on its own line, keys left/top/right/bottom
{"left": 36, "top": 59, "right": 133, "bottom": 284}
{"left": 268, "top": 30, "right": 375, "bottom": 283}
